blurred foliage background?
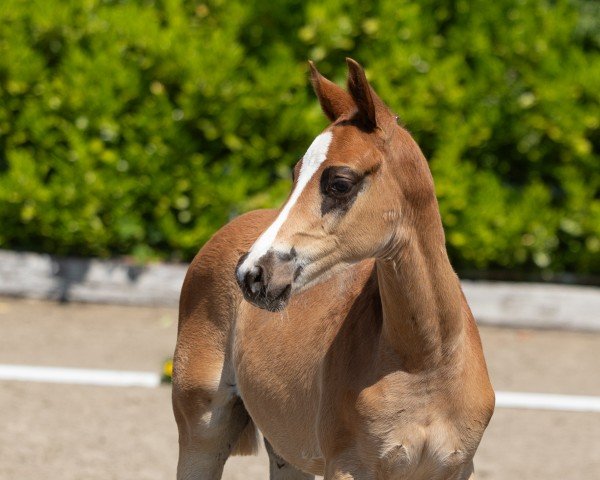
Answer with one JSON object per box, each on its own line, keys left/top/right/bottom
{"left": 0, "top": 0, "right": 598, "bottom": 277}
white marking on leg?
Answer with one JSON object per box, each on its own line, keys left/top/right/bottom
{"left": 239, "top": 131, "right": 333, "bottom": 272}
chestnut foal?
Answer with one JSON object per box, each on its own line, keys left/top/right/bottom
{"left": 173, "top": 59, "right": 494, "bottom": 480}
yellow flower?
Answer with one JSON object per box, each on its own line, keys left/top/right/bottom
{"left": 162, "top": 359, "right": 173, "bottom": 379}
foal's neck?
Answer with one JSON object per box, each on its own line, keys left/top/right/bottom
{"left": 376, "top": 205, "right": 464, "bottom": 370}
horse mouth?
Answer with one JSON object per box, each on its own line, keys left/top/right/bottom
{"left": 238, "top": 281, "right": 292, "bottom": 312}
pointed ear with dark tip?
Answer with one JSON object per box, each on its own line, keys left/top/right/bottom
{"left": 309, "top": 61, "right": 355, "bottom": 122}
{"left": 346, "top": 57, "right": 377, "bottom": 129}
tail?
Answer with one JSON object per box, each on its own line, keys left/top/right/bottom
{"left": 231, "top": 418, "right": 259, "bottom": 456}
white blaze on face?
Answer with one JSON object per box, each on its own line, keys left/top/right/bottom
{"left": 240, "top": 131, "right": 333, "bottom": 271}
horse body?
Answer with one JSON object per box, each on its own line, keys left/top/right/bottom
{"left": 173, "top": 59, "right": 494, "bottom": 480}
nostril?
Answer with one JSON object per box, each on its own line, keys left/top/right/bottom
{"left": 253, "top": 266, "right": 263, "bottom": 284}
{"left": 247, "top": 265, "right": 264, "bottom": 294}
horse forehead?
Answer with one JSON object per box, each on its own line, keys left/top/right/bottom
{"left": 302, "top": 130, "right": 334, "bottom": 167}
{"left": 324, "top": 126, "right": 378, "bottom": 168}
{"left": 297, "top": 127, "right": 376, "bottom": 181}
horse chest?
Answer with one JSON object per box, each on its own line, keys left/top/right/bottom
{"left": 233, "top": 303, "right": 329, "bottom": 470}
{"left": 371, "top": 420, "right": 468, "bottom": 479}
{"left": 350, "top": 381, "right": 471, "bottom": 479}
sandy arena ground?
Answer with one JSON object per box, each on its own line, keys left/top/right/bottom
{"left": 0, "top": 297, "right": 599, "bottom": 479}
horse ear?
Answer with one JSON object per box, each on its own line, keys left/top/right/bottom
{"left": 309, "top": 61, "right": 355, "bottom": 122}
{"left": 345, "top": 57, "right": 377, "bottom": 129}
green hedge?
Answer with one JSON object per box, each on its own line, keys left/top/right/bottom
{"left": 0, "top": 0, "right": 598, "bottom": 274}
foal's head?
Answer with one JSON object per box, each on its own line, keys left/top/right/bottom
{"left": 236, "top": 58, "right": 438, "bottom": 311}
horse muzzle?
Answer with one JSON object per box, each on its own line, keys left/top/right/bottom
{"left": 235, "top": 249, "right": 299, "bottom": 312}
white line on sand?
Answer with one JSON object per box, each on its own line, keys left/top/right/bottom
{"left": 0, "top": 364, "right": 160, "bottom": 388}
{"left": 495, "top": 391, "right": 600, "bottom": 413}
{"left": 1, "top": 364, "right": 599, "bottom": 412}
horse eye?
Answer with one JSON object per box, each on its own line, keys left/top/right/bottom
{"left": 328, "top": 178, "right": 353, "bottom": 195}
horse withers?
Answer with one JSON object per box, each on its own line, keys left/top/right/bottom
{"left": 172, "top": 58, "right": 495, "bottom": 480}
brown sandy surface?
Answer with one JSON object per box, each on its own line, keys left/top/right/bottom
{"left": 0, "top": 297, "right": 598, "bottom": 479}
